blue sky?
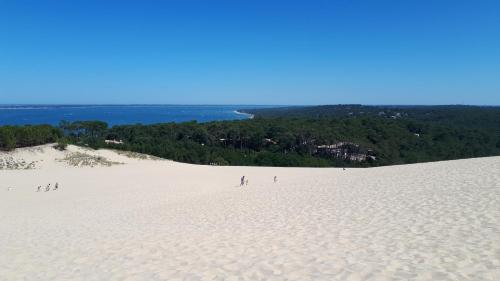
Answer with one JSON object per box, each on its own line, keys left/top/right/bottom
{"left": 1, "top": 0, "right": 499, "bottom": 105}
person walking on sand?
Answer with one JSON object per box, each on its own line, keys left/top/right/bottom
{"left": 245, "top": 179, "right": 249, "bottom": 186}
{"left": 45, "top": 184, "right": 51, "bottom": 192}
{"left": 37, "top": 186, "right": 41, "bottom": 192}
{"left": 274, "top": 176, "right": 277, "bottom": 183}
{"left": 240, "top": 176, "right": 245, "bottom": 187}
{"left": 54, "top": 183, "right": 58, "bottom": 191}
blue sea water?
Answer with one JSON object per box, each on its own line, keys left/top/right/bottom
{"left": 0, "top": 105, "right": 267, "bottom": 126}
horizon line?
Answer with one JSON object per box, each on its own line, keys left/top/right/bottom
{"left": 0, "top": 103, "right": 499, "bottom": 107}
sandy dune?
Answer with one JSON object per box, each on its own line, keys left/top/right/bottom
{"left": 1, "top": 145, "right": 499, "bottom": 280}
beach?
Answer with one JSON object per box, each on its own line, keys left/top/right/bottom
{"left": 1, "top": 145, "right": 499, "bottom": 280}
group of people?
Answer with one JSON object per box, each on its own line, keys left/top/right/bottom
{"left": 36, "top": 182, "right": 59, "bottom": 192}
{"left": 240, "top": 176, "right": 278, "bottom": 187}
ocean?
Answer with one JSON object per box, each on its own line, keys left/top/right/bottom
{"left": 0, "top": 105, "right": 266, "bottom": 126}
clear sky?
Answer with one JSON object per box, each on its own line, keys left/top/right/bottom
{"left": 1, "top": 0, "right": 499, "bottom": 105}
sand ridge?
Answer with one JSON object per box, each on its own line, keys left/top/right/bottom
{"left": 0, "top": 145, "right": 499, "bottom": 280}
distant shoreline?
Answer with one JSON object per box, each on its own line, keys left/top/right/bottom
{"left": 233, "top": 110, "right": 255, "bottom": 119}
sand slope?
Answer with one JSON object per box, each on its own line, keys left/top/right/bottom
{"left": 1, "top": 145, "right": 499, "bottom": 280}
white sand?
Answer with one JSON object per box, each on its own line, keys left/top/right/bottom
{"left": 1, "top": 145, "right": 499, "bottom": 280}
